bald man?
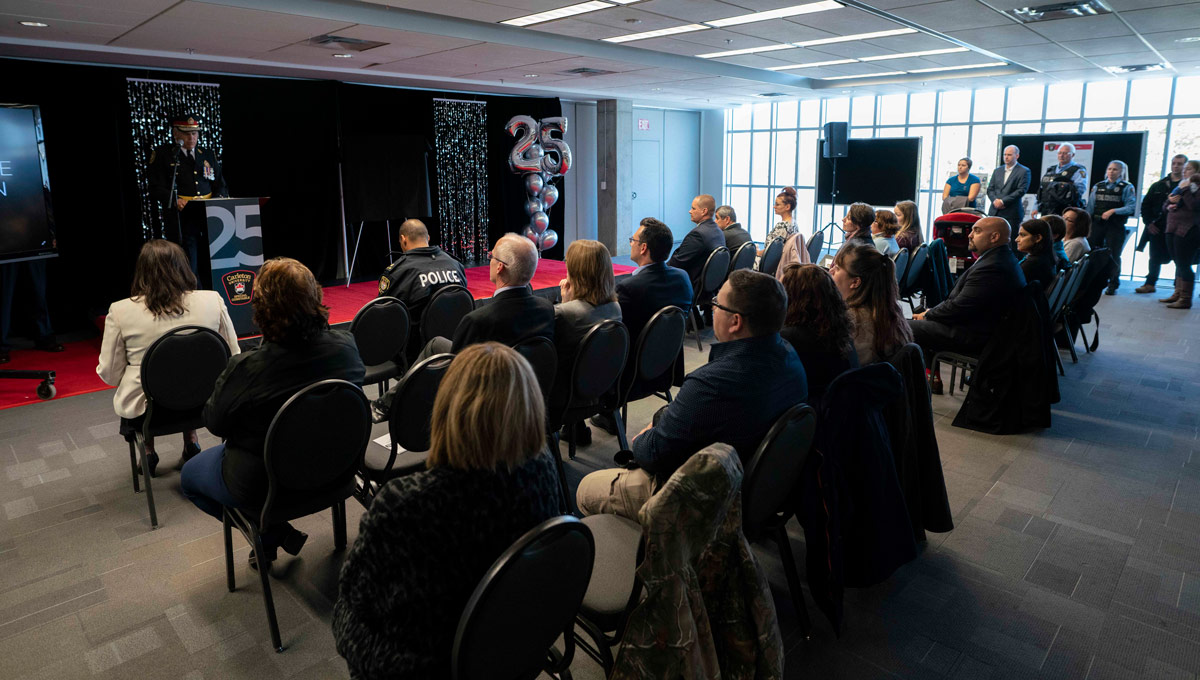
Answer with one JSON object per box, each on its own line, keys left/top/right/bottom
{"left": 667, "top": 194, "right": 725, "bottom": 286}
{"left": 909, "top": 216, "right": 1027, "bottom": 393}
{"left": 377, "top": 219, "right": 466, "bottom": 360}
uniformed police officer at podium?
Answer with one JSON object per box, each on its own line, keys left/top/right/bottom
{"left": 147, "top": 114, "right": 228, "bottom": 279}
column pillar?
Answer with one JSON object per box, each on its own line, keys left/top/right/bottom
{"left": 597, "top": 99, "right": 633, "bottom": 256}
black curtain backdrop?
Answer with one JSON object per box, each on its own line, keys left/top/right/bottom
{"left": 0, "top": 56, "right": 565, "bottom": 338}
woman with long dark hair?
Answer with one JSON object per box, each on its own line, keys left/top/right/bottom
{"left": 97, "top": 239, "right": 239, "bottom": 476}
{"left": 1016, "top": 218, "right": 1057, "bottom": 294}
{"left": 779, "top": 264, "right": 858, "bottom": 399}
{"left": 830, "top": 243, "right": 913, "bottom": 364}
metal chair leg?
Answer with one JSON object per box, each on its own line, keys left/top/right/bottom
{"left": 1055, "top": 349, "right": 1065, "bottom": 376}
{"left": 774, "top": 526, "right": 812, "bottom": 640}
{"left": 549, "top": 434, "right": 572, "bottom": 515}
{"left": 253, "top": 530, "right": 284, "bottom": 653}
{"left": 223, "top": 510, "right": 236, "bottom": 592}
{"left": 128, "top": 439, "right": 140, "bottom": 493}
{"left": 567, "top": 423, "right": 577, "bottom": 461}
{"left": 333, "top": 500, "right": 347, "bottom": 551}
{"left": 136, "top": 435, "right": 158, "bottom": 529}
{"left": 613, "top": 410, "right": 630, "bottom": 452}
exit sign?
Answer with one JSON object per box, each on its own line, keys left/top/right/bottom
{"left": 637, "top": 118, "right": 650, "bottom": 131}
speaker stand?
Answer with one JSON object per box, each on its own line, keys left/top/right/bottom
{"left": 816, "top": 156, "right": 845, "bottom": 257}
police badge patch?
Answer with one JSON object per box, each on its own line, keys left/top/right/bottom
{"left": 203, "top": 160, "right": 215, "bottom": 181}
{"left": 379, "top": 276, "right": 390, "bottom": 294}
{"left": 222, "top": 270, "right": 256, "bottom": 305}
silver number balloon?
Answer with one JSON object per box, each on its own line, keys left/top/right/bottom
{"left": 506, "top": 115, "right": 544, "bottom": 174}
{"left": 531, "top": 211, "right": 549, "bottom": 234}
{"left": 539, "top": 183, "right": 559, "bottom": 210}
{"left": 540, "top": 229, "right": 559, "bottom": 250}
{"left": 538, "top": 117, "right": 572, "bottom": 177}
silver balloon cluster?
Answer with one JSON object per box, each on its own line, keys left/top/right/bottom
{"left": 506, "top": 115, "right": 572, "bottom": 252}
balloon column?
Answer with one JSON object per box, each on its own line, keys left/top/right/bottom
{"left": 507, "top": 115, "right": 572, "bottom": 253}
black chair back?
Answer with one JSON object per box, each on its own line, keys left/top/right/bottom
{"left": 261, "top": 379, "right": 371, "bottom": 524}
{"left": 806, "top": 230, "right": 825, "bottom": 263}
{"left": 349, "top": 297, "right": 410, "bottom": 367}
{"left": 622, "top": 306, "right": 685, "bottom": 403}
{"left": 696, "top": 247, "right": 731, "bottom": 302}
{"left": 729, "top": 241, "right": 757, "bottom": 272}
{"left": 902, "top": 243, "right": 929, "bottom": 295}
{"left": 892, "top": 249, "right": 910, "bottom": 285}
{"left": 1046, "top": 264, "right": 1073, "bottom": 318}
{"left": 422, "top": 285, "right": 475, "bottom": 344}
{"left": 512, "top": 336, "right": 557, "bottom": 405}
{"left": 452, "top": 516, "right": 595, "bottom": 680}
{"left": 388, "top": 353, "right": 455, "bottom": 453}
{"left": 140, "top": 325, "right": 231, "bottom": 413}
{"left": 742, "top": 404, "right": 817, "bottom": 532}
{"left": 570, "top": 321, "right": 629, "bottom": 407}
{"left": 758, "top": 239, "right": 784, "bottom": 276}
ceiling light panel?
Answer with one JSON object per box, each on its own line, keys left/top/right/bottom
{"left": 603, "top": 24, "right": 708, "bottom": 43}
{"left": 905, "top": 62, "right": 1008, "bottom": 73}
{"left": 502, "top": 1, "right": 613, "bottom": 27}
{"left": 822, "top": 71, "right": 905, "bottom": 80}
{"left": 697, "top": 44, "right": 796, "bottom": 58}
{"left": 705, "top": 1, "right": 842, "bottom": 28}
{"left": 766, "top": 58, "right": 859, "bottom": 71}
{"left": 860, "top": 47, "right": 968, "bottom": 62}
{"left": 795, "top": 28, "right": 917, "bottom": 47}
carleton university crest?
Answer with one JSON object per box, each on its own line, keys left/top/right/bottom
{"left": 221, "top": 270, "right": 255, "bottom": 305}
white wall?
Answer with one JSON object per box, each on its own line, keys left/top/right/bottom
{"left": 632, "top": 106, "right": 702, "bottom": 242}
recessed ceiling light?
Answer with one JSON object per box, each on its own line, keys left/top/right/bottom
{"left": 524, "top": 73, "right": 539, "bottom": 77}
{"left": 860, "top": 47, "right": 969, "bottom": 62}
{"left": 1016, "top": 76, "right": 1036, "bottom": 81}
{"left": 1177, "top": 37, "right": 1200, "bottom": 43}
{"left": 705, "top": 0, "right": 841, "bottom": 28}
{"left": 906, "top": 62, "right": 1007, "bottom": 73}
{"left": 794, "top": 28, "right": 917, "bottom": 47}
{"left": 822, "top": 71, "right": 905, "bottom": 80}
{"left": 19, "top": 21, "right": 48, "bottom": 27}
{"left": 651, "top": 87, "right": 662, "bottom": 91}
{"left": 1005, "top": 0, "right": 1108, "bottom": 24}
{"left": 1104, "top": 62, "right": 1166, "bottom": 74}
{"left": 332, "top": 53, "right": 353, "bottom": 58}
{"left": 624, "top": 18, "right": 641, "bottom": 24}
{"left": 604, "top": 23, "right": 708, "bottom": 43}
{"left": 697, "top": 44, "right": 795, "bottom": 58}
{"left": 502, "top": 1, "right": 613, "bottom": 27}
{"left": 766, "top": 58, "right": 859, "bottom": 71}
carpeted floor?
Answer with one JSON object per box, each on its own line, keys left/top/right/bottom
{"left": 3, "top": 286, "right": 1200, "bottom": 678}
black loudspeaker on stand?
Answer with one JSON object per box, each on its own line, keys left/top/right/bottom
{"left": 817, "top": 122, "right": 849, "bottom": 253}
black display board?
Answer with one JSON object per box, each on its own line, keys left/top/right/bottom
{"left": 999, "top": 132, "right": 1148, "bottom": 214}
{"left": 817, "top": 137, "right": 921, "bottom": 206}
{"left": 0, "top": 105, "right": 57, "bottom": 262}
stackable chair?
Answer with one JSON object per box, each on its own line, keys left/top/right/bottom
{"left": 348, "top": 297, "right": 410, "bottom": 398}
{"left": 729, "top": 241, "right": 757, "bottom": 273}
{"left": 421, "top": 285, "right": 474, "bottom": 344}
{"left": 891, "top": 248, "right": 910, "bottom": 286}
{"left": 128, "top": 325, "right": 231, "bottom": 529}
{"left": 222, "top": 379, "right": 371, "bottom": 652}
{"left": 806, "top": 230, "right": 825, "bottom": 263}
{"left": 757, "top": 238, "right": 784, "bottom": 276}
{"left": 686, "top": 247, "right": 730, "bottom": 351}
{"left": 615, "top": 306, "right": 686, "bottom": 431}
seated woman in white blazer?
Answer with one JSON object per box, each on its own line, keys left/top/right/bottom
{"left": 97, "top": 239, "right": 240, "bottom": 476}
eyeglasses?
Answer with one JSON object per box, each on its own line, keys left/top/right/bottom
{"left": 709, "top": 295, "right": 744, "bottom": 316}
{"left": 487, "top": 250, "right": 509, "bottom": 266}
{"left": 628, "top": 237, "right": 642, "bottom": 245}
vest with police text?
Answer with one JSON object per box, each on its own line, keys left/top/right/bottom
{"left": 1037, "top": 164, "right": 1083, "bottom": 216}
{"left": 1091, "top": 181, "right": 1130, "bottom": 226}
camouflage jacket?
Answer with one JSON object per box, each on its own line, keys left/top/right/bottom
{"left": 611, "top": 444, "right": 784, "bottom": 679}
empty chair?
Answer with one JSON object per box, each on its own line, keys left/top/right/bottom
{"left": 899, "top": 243, "right": 929, "bottom": 311}
{"left": 130, "top": 325, "right": 231, "bottom": 528}
{"left": 422, "top": 285, "right": 475, "bottom": 344}
{"left": 452, "top": 516, "right": 595, "bottom": 680}
{"left": 757, "top": 238, "right": 784, "bottom": 276}
{"left": 223, "top": 379, "right": 372, "bottom": 652}
{"left": 686, "top": 247, "right": 730, "bottom": 351}
{"left": 616, "top": 306, "right": 685, "bottom": 429}
{"left": 349, "top": 297, "right": 410, "bottom": 398}
{"left": 892, "top": 248, "right": 910, "bottom": 286}
{"left": 729, "top": 240, "right": 757, "bottom": 272}
{"left": 512, "top": 336, "right": 557, "bottom": 408}
{"left": 356, "top": 353, "right": 454, "bottom": 504}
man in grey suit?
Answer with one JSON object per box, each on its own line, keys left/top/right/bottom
{"left": 987, "top": 145, "right": 1031, "bottom": 230}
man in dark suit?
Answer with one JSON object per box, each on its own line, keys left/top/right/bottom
{"left": 374, "top": 233, "right": 553, "bottom": 419}
{"left": 667, "top": 194, "right": 725, "bottom": 286}
{"left": 987, "top": 145, "right": 1031, "bottom": 236}
{"left": 715, "top": 205, "right": 751, "bottom": 251}
{"left": 909, "top": 216, "right": 1027, "bottom": 394}
{"left": 591, "top": 218, "right": 693, "bottom": 436}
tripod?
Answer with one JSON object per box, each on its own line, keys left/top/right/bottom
{"left": 815, "top": 156, "right": 846, "bottom": 256}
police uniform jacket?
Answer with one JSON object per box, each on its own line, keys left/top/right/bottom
{"left": 377, "top": 246, "right": 467, "bottom": 319}
{"left": 1088, "top": 180, "right": 1136, "bottom": 226}
{"left": 147, "top": 144, "right": 228, "bottom": 206}
{"left": 1038, "top": 162, "right": 1088, "bottom": 212}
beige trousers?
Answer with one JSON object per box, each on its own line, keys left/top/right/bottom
{"left": 576, "top": 466, "right": 656, "bottom": 521}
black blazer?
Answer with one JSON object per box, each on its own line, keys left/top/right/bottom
{"left": 722, "top": 223, "right": 753, "bottom": 251}
{"left": 617, "top": 262, "right": 694, "bottom": 347}
{"left": 923, "top": 244, "right": 1026, "bottom": 345}
{"left": 667, "top": 218, "right": 725, "bottom": 285}
{"left": 1020, "top": 250, "right": 1057, "bottom": 294}
{"left": 450, "top": 286, "right": 554, "bottom": 352}
{"left": 987, "top": 163, "right": 1031, "bottom": 227}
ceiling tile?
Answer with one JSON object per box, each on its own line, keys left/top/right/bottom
{"left": 527, "top": 18, "right": 617, "bottom": 39}
{"left": 380, "top": 42, "right": 576, "bottom": 76}
{"left": 989, "top": 42, "right": 1071, "bottom": 61}
{"left": 1025, "top": 14, "right": 1132, "bottom": 41}
{"left": 577, "top": 6, "right": 697, "bottom": 31}
{"left": 1106, "top": 0, "right": 1188, "bottom": 9}
{"left": 890, "top": 1, "right": 1011, "bottom": 31}
{"left": 364, "top": 0, "right": 517, "bottom": 22}
{"left": 804, "top": 42, "right": 898, "bottom": 59}
{"left": 786, "top": 7, "right": 904, "bottom": 35}
{"left": 1121, "top": 4, "right": 1200, "bottom": 35}
{"left": 112, "top": 2, "right": 355, "bottom": 49}
{"left": 0, "top": 14, "right": 127, "bottom": 42}
{"left": 1062, "top": 35, "right": 1155, "bottom": 57}
{"left": 634, "top": 0, "right": 752, "bottom": 23}
{"left": 947, "top": 24, "right": 1047, "bottom": 50}
{"left": 0, "top": 0, "right": 155, "bottom": 25}
{"left": 865, "top": 33, "right": 959, "bottom": 52}
{"left": 329, "top": 26, "right": 481, "bottom": 61}
{"left": 1087, "top": 51, "right": 1166, "bottom": 68}
{"left": 1028, "top": 57, "right": 1097, "bottom": 73}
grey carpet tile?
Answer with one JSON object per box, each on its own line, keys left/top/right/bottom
{"left": 7, "top": 291, "right": 1200, "bottom": 676}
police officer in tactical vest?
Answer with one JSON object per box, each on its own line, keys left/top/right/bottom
{"left": 1088, "top": 160, "right": 1137, "bottom": 295}
{"left": 1035, "top": 142, "right": 1088, "bottom": 218}
{"left": 146, "top": 114, "right": 228, "bottom": 280}
{"left": 377, "top": 218, "right": 467, "bottom": 361}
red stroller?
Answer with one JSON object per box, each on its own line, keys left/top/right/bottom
{"left": 933, "top": 209, "right": 985, "bottom": 276}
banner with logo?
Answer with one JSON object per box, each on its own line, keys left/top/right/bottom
{"left": 205, "top": 197, "right": 264, "bottom": 337}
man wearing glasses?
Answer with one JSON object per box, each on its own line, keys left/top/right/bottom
{"left": 591, "top": 218, "right": 693, "bottom": 437}
{"left": 577, "top": 269, "right": 807, "bottom": 520}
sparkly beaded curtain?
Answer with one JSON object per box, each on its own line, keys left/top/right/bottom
{"left": 126, "top": 79, "right": 222, "bottom": 240}
{"left": 433, "top": 100, "right": 489, "bottom": 262}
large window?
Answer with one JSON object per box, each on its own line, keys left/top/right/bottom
{"left": 724, "top": 76, "right": 1200, "bottom": 280}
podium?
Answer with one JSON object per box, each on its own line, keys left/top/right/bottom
{"left": 203, "top": 197, "right": 268, "bottom": 337}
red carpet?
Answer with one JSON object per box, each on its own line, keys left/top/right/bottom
{"left": 0, "top": 259, "right": 635, "bottom": 410}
